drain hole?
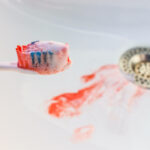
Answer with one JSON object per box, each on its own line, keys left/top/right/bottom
{"left": 119, "top": 47, "right": 150, "bottom": 88}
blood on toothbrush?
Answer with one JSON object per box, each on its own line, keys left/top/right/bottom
{"left": 72, "top": 125, "right": 94, "bottom": 142}
{"left": 16, "top": 41, "right": 71, "bottom": 74}
{"left": 48, "top": 64, "right": 146, "bottom": 118}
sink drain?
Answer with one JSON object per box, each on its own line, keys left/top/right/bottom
{"left": 119, "top": 47, "right": 150, "bottom": 88}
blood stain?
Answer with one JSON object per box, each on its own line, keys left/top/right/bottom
{"left": 72, "top": 125, "right": 94, "bottom": 142}
{"left": 81, "top": 73, "right": 95, "bottom": 83}
{"left": 48, "top": 64, "right": 147, "bottom": 118}
{"left": 48, "top": 83, "right": 103, "bottom": 118}
{"left": 128, "top": 87, "right": 145, "bottom": 109}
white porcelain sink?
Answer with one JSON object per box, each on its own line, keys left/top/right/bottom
{"left": 0, "top": 0, "right": 150, "bottom": 150}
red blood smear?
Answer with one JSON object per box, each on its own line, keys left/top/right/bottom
{"left": 48, "top": 83, "right": 103, "bottom": 118}
{"left": 72, "top": 125, "right": 94, "bottom": 142}
{"left": 81, "top": 73, "right": 95, "bottom": 83}
{"left": 48, "top": 65, "right": 117, "bottom": 117}
{"left": 128, "top": 87, "right": 145, "bottom": 108}
{"left": 48, "top": 64, "right": 146, "bottom": 118}
{"left": 115, "top": 81, "right": 129, "bottom": 92}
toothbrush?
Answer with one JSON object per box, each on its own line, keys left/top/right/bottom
{"left": 0, "top": 41, "right": 71, "bottom": 75}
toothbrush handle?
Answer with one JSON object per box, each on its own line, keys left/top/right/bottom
{"left": 0, "top": 62, "right": 37, "bottom": 74}
{"left": 0, "top": 62, "right": 18, "bottom": 70}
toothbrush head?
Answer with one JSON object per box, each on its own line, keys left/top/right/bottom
{"left": 16, "top": 41, "right": 71, "bottom": 74}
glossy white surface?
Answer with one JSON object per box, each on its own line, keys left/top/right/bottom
{"left": 0, "top": 0, "right": 150, "bottom": 150}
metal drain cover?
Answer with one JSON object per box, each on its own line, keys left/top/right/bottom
{"left": 119, "top": 47, "right": 150, "bottom": 88}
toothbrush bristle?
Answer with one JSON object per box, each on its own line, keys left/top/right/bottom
{"left": 16, "top": 41, "right": 71, "bottom": 74}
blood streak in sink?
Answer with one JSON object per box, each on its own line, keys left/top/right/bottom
{"left": 48, "top": 64, "right": 146, "bottom": 118}
{"left": 72, "top": 125, "right": 94, "bottom": 142}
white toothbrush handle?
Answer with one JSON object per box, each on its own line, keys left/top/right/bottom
{"left": 0, "top": 62, "right": 18, "bottom": 70}
{"left": 0, "top": 62, "right": 36, "bottom": 74}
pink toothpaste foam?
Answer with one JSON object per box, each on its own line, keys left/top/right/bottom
{"left": 16, "top": 41, "right": 71, "bottom": 74}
